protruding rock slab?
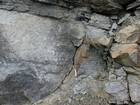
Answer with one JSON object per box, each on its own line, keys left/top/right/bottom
{"left": 86, "top": 26, "right": 112, "bottom": 48}
{"left": 0, "top": 9, "right": 85, "bottom": 104}
{"left": 110, "top": 44, "right": 140, "bottom": 67}
{"left": 115, "top": 24, "right": 140, "bottom": 44}
{"left": 88, "top": 13, "right": 111, "bottom": 30}
{"left": 127, "top": 0, "right": 140, "bottom": 10}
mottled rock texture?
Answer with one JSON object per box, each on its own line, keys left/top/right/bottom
{"left": 0, "top": 9, "right": 85, "bottom": 104}
{"left": 0, "top": 0, "right": 135, "bottom": 18}
{"left": 128, "top": 74, "right": 140, "bottom": 103}
{"left": 110, "top": 44, "right": 140, "bottom": 67}
{"left": 105, "top": 81, "right": 129, "bottom": 102}
{"left": 86, "top": 26, "right": 112, "bottom": 48}
{"left": 0, "top": 0, "right": 140, "bottom": 105}
{"left": 115, "top": 23, "right": 140, "bottom": 44}
{"left": 75, "top": 44, "right": 106, "bottom": 76}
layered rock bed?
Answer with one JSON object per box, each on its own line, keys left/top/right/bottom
{"left": 0, "top": 0, "right": 139, "bottom": 105}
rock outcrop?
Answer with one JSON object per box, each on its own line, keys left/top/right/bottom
{"left": 0, "top": 9, "right": 84, "bottom": 104}
{"left": 0, "top": 0, "right": 140, "bottom": 105}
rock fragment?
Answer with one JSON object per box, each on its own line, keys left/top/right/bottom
{"left": 110, "top": 44, "right": 140, "bottom": 67}
{"left": 88, "top": 13, "right": 111, "bottom": 30}
{"left": 118, "top": 14, "right": 130, "bottom": 25}
{"left": 86, "top": 26, "right": 112, "bottom": 48}
{"left": 104, "top": 81, "right": 129, "bottom": 102}
{"left": 128, "top": 74, "right": 140, "bottom": 103}
{"left": 127, "top": 0, "right": 140, "bottom": 10}
{"left": 115, "top": 24, "right": 140, "bottom": 44}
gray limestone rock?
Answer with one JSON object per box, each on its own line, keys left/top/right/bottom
{"left": 127, "top": 0, "right": 140, "bottom": 10}
{"left": 115, "top": 68, "right": 127, "bottom": 77}
{"left": 0, "top": 10, "right": 85, "bottom": 104}
{"left": 109, "top": 22, "right": 118, "bottom": 36}
{"left": 86, "top": 26, "right": 112, "bottom": 48}
{"left": 111, "top": 23, "right": 118, "bottom": 30}
{"left": 0, "top": 0, "right": 129, "bottom": 19}
{"left": 118, "top": 14, "right": 131, "bottom": 25}
{"left": 104, "top": 81, "right": 129, "bottom": 102}
{"left": 0, "top": 0, "right": 140, "bottom": 105}
{"left": 73, "top": 82, "right": 87, "bottom": 95}
{"left": 88, "top": 13, "right": 111, "bottom": 30}
{"left": 128, "top": 74, "right": 140, "bottom": 103}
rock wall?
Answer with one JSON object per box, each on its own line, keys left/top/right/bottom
{"left": 0, "top": 0, "right": 139, "bottom": 105}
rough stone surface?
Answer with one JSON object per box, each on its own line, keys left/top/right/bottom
{"left": 110, "top": 44, "right": 140, "bottom": 67}
{"left": 104, "top": 81, "right": 129, "bottom": 102}
{"left": 89, "top": 80, "right": 106, "bottom": 98}
{"left": 123, "top": 67, "right": 140, "bottom": 75}
{"left": 0, "top": 9, "right": 85, "bottom": 104}
{"left": 0, "top": 0, "right": 135, "bottom": 19}
{"left": 118, "top": 14, "right": 130, "bottom": 25}
{"left": 37, "top": 69, "right": 109, "bottom": 105}
{"left": 127, "top": 0, "right": 140, "bottom": 10}
{"left": 115, "top": 24, "right": 140, "bottom": 44}
{"left": 109, "top": 22, "right": 118, "bottom": 36}
{"left": 74, "top": 43, "right": 90, "bottom": 69}
{"left": 128, "top": 74, "right": 140, "bottom": 103}
{"left": 88, "top": 13, "right": 111, "bottom": 30}
{"left": 86, "top": 26, "right": 112, "bottom": 48}
{"left": 115, "top": 68, "right": 127, "bottom": 80}
{"left": 0, "top": 0, "right": 140, "bottom": 105}
{"left": 75, "top": 45, "right": 106, "bottom": 77}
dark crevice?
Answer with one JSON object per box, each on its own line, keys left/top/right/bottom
{"left": 109, "top": 103, "right": 116, "bottom": 105}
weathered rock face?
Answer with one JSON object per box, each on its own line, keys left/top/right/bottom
{"left": 86, "top": 26, "right": 112, "bottom": 48}
{"left": 123, "top": 67, "right": 140, "bottom": 103}
{"left": 0, "top": 0, "right": 140, "bottom": 105}
{"left": 128, "top": 74, "right": 140, "bottom": 103}
{"left": 115, "top": 23, "right": 140, "bottom": 44}
{"left": 110, "top": 44, "right": 140, "bottom": 67}
{"left": 0, "top": 0, "right": 135, "bottom": 18}
{"left": 88, "top": 13, "right": 111, "bottom": 30}
{"left": 36, "top": 69, "right": 109, "bottom": 105}
{"left": 105, "top": 81, "right": 129, "bottom": 102}
{"left": 0, "top": 9, "right": 85, "bottom": 104}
